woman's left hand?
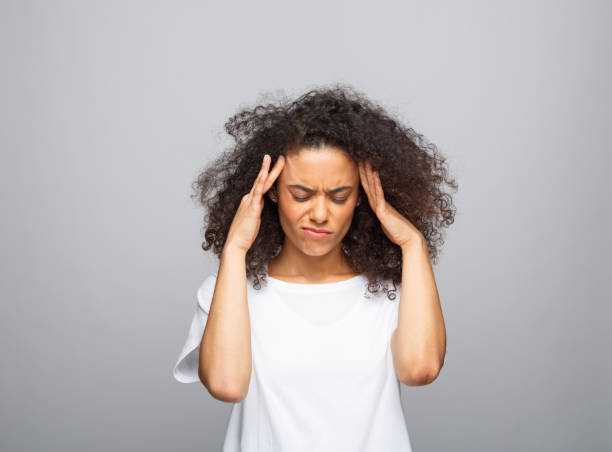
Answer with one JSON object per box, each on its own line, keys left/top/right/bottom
{"left": 358, "top": 160, "right": 424, "bottom": 249}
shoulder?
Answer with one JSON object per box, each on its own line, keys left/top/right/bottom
{"left": 361, "top": 276, "right": 400, "bottom": 302}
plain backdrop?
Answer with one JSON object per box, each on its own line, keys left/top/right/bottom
{"left": 1, "top": 1, "right": 610, "bottom": 451}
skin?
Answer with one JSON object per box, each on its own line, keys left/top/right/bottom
{"left": 198, "top": 147, "right": 446, "bottom": 402}
{"left": 267, "top": 146, "right": 361, "bottom": 282}
{"left": 264, "top": 145, "right": 446, "bottom": 386}
{"left": 212, "top": 145, "right": 445, "bottom": 396}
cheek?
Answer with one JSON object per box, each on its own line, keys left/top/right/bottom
{"left": 276, "top": 203, "right": 304, "bottom": 235}
{"left": 277, "top": 202, "right": 300, "bottom": 222}
{"left": 340, "top": 208, "right": 356, "bottom": 229}
{"left": 339, "top": 201, "right": 357, "bottom": 218}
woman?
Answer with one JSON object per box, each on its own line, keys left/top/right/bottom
{"left": 173, "top": 84, "right": 457, "bottom": 451}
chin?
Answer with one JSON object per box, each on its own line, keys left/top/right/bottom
{"left": 302, "top": 247, "right": 330, "bottom": 257}
{"left": 298, "top": 240, "right": 335, "bottom": 256}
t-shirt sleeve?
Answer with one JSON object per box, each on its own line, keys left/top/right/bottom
{"left": 172, "top": 274, "right": 217, "bottom": 383}
{"left": 386, "top": 284, "right": 400, "bottom": 347}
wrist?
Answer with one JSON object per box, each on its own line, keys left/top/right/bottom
{"left": 400, "top": 236, "right": 427, "bottom": 255}
{"left": 222, "top": 242, "right": 248, "bottom": 258}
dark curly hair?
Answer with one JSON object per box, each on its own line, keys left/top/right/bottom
{"left": 192, "top": 83, "right": 458, "bottom": 300}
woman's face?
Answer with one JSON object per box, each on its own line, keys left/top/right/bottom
{"left": 272, "top": 146, "right": 360, "bottom": 257}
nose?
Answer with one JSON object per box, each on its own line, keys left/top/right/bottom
{"left": 308, "top": 195, "right": 330, "bottom": 224}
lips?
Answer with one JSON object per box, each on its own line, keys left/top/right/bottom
{"left": 302, "top": 227, "right": 332, "bottom": 239}
{"left": 302, "top": 227, "right": 331, "bottom": 233}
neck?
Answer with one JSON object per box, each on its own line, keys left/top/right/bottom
{"left": 268, "top": 240, "right": 357, "bottom": 282}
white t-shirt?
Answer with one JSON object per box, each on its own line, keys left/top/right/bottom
{"left": 173, "top": 270, "right": 413, "bottom": 452}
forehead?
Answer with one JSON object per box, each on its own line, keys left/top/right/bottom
{"left": 281, "top": 147, "right": 358, "bottom": 187}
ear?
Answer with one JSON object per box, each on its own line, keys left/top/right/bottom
{"left": 268, "top": 186, "right": 278, "bottom": 203}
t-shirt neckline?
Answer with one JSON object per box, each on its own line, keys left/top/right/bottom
{"left": 264, "top": 263, "right": 367, "bottom": 328}
{"left": 264, "top": 262, "right": 364, "bottom": 293}
{"left": 265, "top": 273, "right": 364, "bottom": 293}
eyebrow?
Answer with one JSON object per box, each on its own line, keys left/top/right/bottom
{"left": 288, "top": 184, "right": 353, "bottom": 194}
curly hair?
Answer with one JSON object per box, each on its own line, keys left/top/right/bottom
{"left": 191, "top": 83, "right": 458, "bottom": 300}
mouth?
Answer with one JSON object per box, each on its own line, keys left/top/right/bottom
{"left": 302, "top": 227, "right": 332, "bottom": 239}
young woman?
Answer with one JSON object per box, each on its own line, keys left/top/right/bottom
{"left": 173, "top": 84, "right": 457, "bottom": 451}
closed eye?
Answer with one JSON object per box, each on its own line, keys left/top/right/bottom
{"left": 292, "top": 195, "right": 348, "bottom": 204}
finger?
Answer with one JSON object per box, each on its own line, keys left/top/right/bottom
{"left": 358, "top": 161, "right": 372, "bottom": 203}
{"left": 263, "top": 154, "right": 285, "bottom": 193}
{"left": 364, "top": 161, "right": 376, "bottom": 206}
{"left": 252, "top": 154, "right": 270, "bottom": 199}
{"left": 248, "top": 156, "right": 266, "bottom": 196}
{"left": 373, "top": 170, "right": 385, "bottom": 205}
{"left": 249, "top": 154, "right": 270, "bottom": 196}
{"left": 358, "top": 161, "right": 369, "bottom": 193}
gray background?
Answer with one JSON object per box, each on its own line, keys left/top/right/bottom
{"left": 1, "top": 0, "right": 610, "bottom": 451}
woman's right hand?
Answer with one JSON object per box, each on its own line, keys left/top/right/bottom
{"left": 224, "top": 154, "right": 285, "bottom": 254}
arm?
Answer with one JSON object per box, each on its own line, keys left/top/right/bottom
{"left": 198, "top": 154, "right": 284, "bottom": 402}
{"left": 390, "top": 238, "right": 447, "bottom": 386}
{"left": 198, "top": 244, "right": 252, "bottom": 402}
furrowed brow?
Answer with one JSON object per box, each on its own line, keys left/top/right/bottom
{"left": 289, "top": 184, "right": 352, "bottom": 194}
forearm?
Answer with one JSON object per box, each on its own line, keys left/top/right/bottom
{"left": 393, "top": 239, "right": 446, "bottom": 384}
{"left": 199, "top": 244, "right": 252, "bottom": 401}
